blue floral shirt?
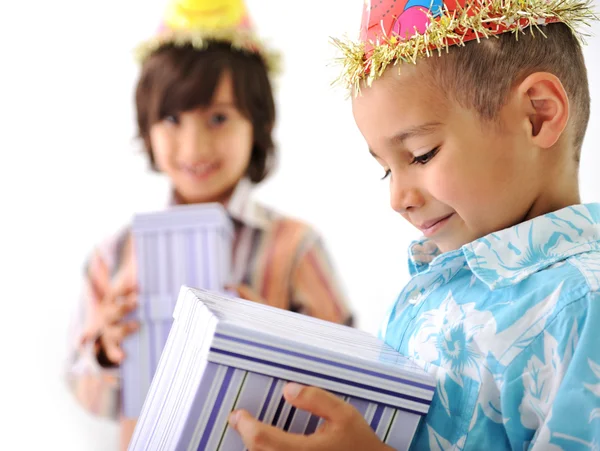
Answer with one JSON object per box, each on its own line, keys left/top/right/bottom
{"left": 381, "top": 204, "right": 600, "bottom": 450}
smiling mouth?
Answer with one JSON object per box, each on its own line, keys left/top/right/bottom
{"left": 180, "top": 162, "right": 220, "bottom": 179}
{"left": 417, "top": 213, "right": 454, "bottom": 237}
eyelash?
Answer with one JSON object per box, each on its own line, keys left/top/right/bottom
{"left": 163, "top": 114, "right": 180, "bottom": 125}
{"left": 411, "top": 147, "right": 440, "bottom": 165}
{"left": 380, "top": 147, "right": 440, "bottom": 180}
{"left": 210, "top": 113, "right": 228, "bottom": 126}
{"left": 161, "top": 111, "right": 228, "bottom": 127}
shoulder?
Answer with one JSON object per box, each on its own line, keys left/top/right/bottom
{"left": 501, "top": 251, "right": 600, "bottom": 371}
{"left": 508, "top": 248, "right": 600, "bottom": 316}
{"left": 534, "top": 249, "right": 600, "bottom": 320}
{"left": 565, "top": 249, "right": 600, "bottom": 293}
{"left": 254, "top": 203, "right": 322, "bottom": 242}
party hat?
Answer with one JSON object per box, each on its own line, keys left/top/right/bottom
{"left": 333, "top": 0, "right": 597, "bottom": 91}
{"left": 135, "top": 0, "right": 280, "bottom": 74}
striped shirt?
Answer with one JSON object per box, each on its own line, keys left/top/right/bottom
{"left": 65, "top": 178, "right": 353, "bottom": 420}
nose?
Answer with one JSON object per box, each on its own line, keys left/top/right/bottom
{"left": 389, "top": 174, "right": 425, "bottom": 214}
{"left": 179, "top": 114, "right": 211, "bottom": 158}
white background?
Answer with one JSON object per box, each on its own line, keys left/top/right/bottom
{"left": 0, "top": 0, "right": 598, "bottom": 449}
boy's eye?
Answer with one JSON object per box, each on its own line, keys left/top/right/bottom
{"left": 210, "top": 113, "right": 228, "bottom": 126}
{"left": 163, "top": 114, "right": 180, "bottom": 125}
{"left": 381, "top": 169, "right": 391, "bottom": 180}
{"left": 411, "top": 147, "right": 440, "bottom": 165}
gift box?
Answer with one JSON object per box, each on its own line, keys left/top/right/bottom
{"left": 122, "top": 204, "right": 233, "bottom": 418}
{"left": 129, "top": 286, "right": 436, "bottom": 450}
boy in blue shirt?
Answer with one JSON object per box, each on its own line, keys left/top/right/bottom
{"left": 227, "top": 1, "right": 600, "bottom": 449}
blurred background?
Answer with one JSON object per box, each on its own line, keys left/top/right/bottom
{"left": 0, "top": 0, "right": 598, "bottom": 449}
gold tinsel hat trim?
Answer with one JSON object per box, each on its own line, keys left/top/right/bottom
{"left": 332, "top": 0, "right": 598, "bottom": 92}
{"left": 134, "top": 28, "right": 281, "bottom": 75}
{"left": 134, "top": 0, "right": 281, "bottom": 75}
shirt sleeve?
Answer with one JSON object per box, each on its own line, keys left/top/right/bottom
{"left": 501, "top": 290, "right": 600, "bottom": 450}
{"left": 64, "top": 232, "right": 126, "bottom": 420}
{"left": 289, "top": 230, "right": 354, "bottom": 326}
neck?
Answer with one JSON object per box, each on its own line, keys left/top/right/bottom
{"left": 524, "top": 156, "right": 580, "bottom": 222}
{"left": 173, "top": 186, "right": 236, "bottom": 206}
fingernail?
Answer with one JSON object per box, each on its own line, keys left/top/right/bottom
{"left": 285, "top": 383, "right": 304, "bottom": 399}
{"left": 228, "top": 411, "right": 240, "bottom": 428}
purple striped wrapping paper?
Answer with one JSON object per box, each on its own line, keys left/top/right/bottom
{"left": 129, "top": 287, "right": 436, "bottom": 451}
{"left": 121, "top": 204, "right": 234, "bottom": 418}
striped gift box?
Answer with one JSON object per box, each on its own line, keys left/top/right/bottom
{"left": 129, "top": 286, "right": 436, "bottom": 451}
{"left": 121, "top": 204, "right": 233, "bottom": 418}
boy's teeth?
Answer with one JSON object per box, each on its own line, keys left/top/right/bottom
{"left": 187, "top": 163, "right": 215, "bottom": 173}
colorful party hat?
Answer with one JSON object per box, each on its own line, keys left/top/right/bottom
{"left": 135, "top": 0, "right": 280, "bottom": 74}
{"left": 333, "top": 0, "right": 597, "bottom": 91}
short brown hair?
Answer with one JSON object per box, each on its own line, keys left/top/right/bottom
{"left": 426, "top": 23, "right": 590, "bottom": 160}
{"left": 136, "top": 42, "right": 277, "bottom": 183}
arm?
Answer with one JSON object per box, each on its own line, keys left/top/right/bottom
{"left": 65, "top": 244, "right": 121, "bottom": 420}
{"left": 502, "top": 291, "right": 600, "bottom": 450}
{"left": 289, "top": 232, "right": 354, "bottom": 326}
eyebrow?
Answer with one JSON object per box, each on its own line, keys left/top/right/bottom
{"left": 389, "top": 121, "right": 442, "bottom": 145}
{"left": 210, "top": 102, "right": 236, "bottom": 108}
{"left": 369, "top": 121, "right": 442, "bottom": 158}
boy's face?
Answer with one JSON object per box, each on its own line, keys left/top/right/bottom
{"left": 352, "top": 64, "right": 543, "bottom": 253}
{"left": 150, "top": 71, "right": 253, "bottom": 204}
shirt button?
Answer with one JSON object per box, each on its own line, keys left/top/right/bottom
{"left": 409, "top": 293, "right": 423, "bottom": 304}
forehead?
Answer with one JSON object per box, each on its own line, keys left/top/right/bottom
{"left": 351, "top": 64, "right": 449, "bottom": 143}
{"left": 212, "top": 70, "right": 235, "bottom": 103}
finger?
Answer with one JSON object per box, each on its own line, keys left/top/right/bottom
{"left": 100, "top": 339, "right": 125, "bottom": 364}
{"left": 108, "top": 321, "right": 140, "bottom": 343}
{"left": 105, "top": 261, "right": 137, "bottom": 304}
{"left": 229, "top": 410, "right": 309, "bottom": 451}
{"left": 283, "top": 384, "right": 355, "bottom": 424}
{"left": 103, "top": 296, "right": 137, "bottom": 324}
{"left": 107, "top": 273, "right": 137, "bottom": 303}
{"left": 88, "top": 252, "right": 111, "bottom": 300}
{"left": 104, "top": 343, "right": 125, "bottom": 364}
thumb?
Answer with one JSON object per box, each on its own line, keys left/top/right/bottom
{"left": 230, "top": 410, "right": 309, "bottom": 450}
{"left": 106, "top": 261, "right": 137, "bottom": 303}
{"left": 282, "top": 384, "right": 349, "bottom": 423}
{"left": 88, "top": 252, "right": 111, "bottom": 300}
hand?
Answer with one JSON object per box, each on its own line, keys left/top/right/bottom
{"left": 228, "top": 383, "right": 394, "bottom": 451}
{"left": 88, "top": 240, "right": 139, "bottom": 366}
{"left": 226, "top": 284, "right": 266, "bottom": 304}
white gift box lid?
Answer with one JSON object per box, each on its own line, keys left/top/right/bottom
{"left": 132, "top": 203, "right": 234, "bottom": 234}
{"left": 175, "top": 286, "right": 436, "bottom": 415}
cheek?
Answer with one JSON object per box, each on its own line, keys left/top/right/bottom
{"left": 150, "top": 128, "right": 176, "bottom": 170}
{"left": 425, "top": 148, "right": 478, "bottom": 205}
{"left": 220, "top": 123, "right": 253, "bottom": 165}
{"left": 426, "top": 165, "right": 469, "bottom": 206}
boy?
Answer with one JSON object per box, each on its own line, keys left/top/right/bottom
{"left": 66, "top": 0, "right": 354, "bottom": 448}
{"left": 226, "top": 0, "right": 600, "bottom": 449}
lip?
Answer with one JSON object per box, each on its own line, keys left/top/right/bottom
{"left": 417, "top": 213, "right": 454, "bottom": 237}
{"left": 179, "top": 161, "right": 220, "bottom": 181}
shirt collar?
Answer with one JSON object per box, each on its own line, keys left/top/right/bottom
{"left": 168, "top": 178, "right": 270, "bottom": 230}
{"left": 408, "top": 203, "right": 600, "bottom": 289}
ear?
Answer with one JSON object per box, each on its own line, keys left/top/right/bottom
{"left": 517, "top": 72, "right": 570, "bottom": 149}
